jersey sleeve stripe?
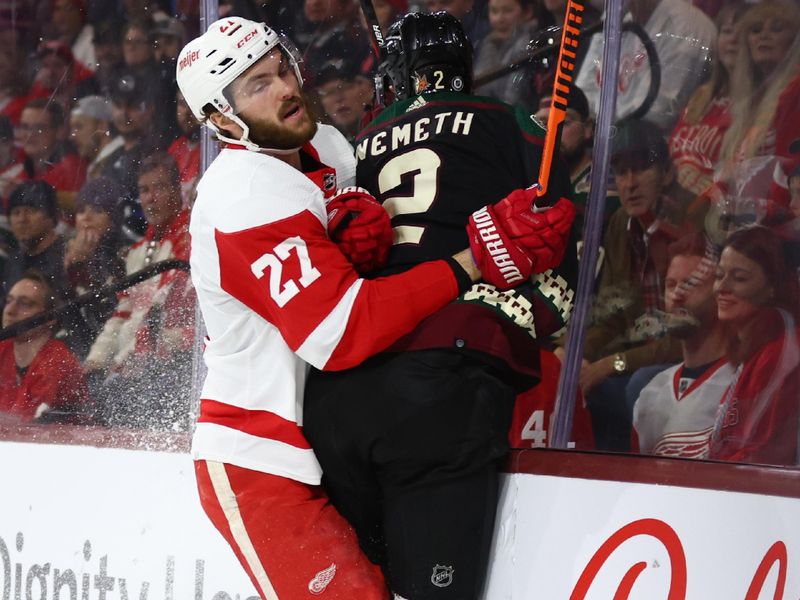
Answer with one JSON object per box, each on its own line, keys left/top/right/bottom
{"left": 295, "top": 278, "right": 363, "bottom": 369}
{"left": 323, "top": 260, "right": 460, "bottom": 370}
{"left": 198, "top": 399, "right": 312, "bottom": 450}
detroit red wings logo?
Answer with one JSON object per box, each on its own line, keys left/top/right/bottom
{"left": 308, "top": 563, "right": 337, "bottom": 594}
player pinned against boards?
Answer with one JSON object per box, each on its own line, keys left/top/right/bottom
{"left": 710, "top": 225, "right": 800, "bottom": 466}
{"left": 304, "top": 12, "right": 576, "bottom": 600}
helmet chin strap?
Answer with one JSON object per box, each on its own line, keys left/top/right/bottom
{"left": 212, "top": 113, "right": 301, "bottom": 155}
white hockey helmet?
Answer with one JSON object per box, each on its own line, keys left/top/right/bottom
{"left": 175, "top": 16, "right": 304, "bottom": 152}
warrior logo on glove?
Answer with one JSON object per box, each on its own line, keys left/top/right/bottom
{"left": 467, "top": 187, "right": 576, "bottom": 291}
{"left": 470, "top": 206, "right": 527, "bottom": 286}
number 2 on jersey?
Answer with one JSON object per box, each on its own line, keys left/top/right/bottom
{"left": 250, "top": 236, "right": 321, "bottom": 308}
{"left": 377, "top": 148, "right": 441, "bottom": 245}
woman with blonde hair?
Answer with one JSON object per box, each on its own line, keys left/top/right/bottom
{"left": 715, "top": 0, "right": 800, "bottom": 214}
{"left": 669, "top": 0, "right": 746, "bottom": 197}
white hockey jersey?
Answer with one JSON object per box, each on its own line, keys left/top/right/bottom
{"left": 576, "top": 0, "right": 715, "bottom": 132}
{"left": 189, "top": 125, "right": 461, "bottom": 484}
{"left": 633, "top": 359, "right": 734, "bottom": 458}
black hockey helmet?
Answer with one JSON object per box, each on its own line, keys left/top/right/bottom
{"left": 380, "top": 11, "right": 473, "bottom": 102}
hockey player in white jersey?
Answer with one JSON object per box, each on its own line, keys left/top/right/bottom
{"left": 176, "top": 16, "right": 575, "bottom": 600}
{"left": 633, "top": 233, "right": 734, "bottom": 458}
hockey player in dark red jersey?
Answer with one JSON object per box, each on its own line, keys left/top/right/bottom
{"left": 176, "top": 15, "right": 574, "bottom": 600}
{"left": 304, "top": 11, "right": 577, "bottom": 600}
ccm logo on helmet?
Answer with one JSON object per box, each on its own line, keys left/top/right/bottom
{"left": 179, "top": 50, "right": 200, "bottom": 71}
{"left": 237, "top": 29, "right": 259, "bottom": 48}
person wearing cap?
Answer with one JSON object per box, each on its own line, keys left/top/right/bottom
{"left": 3, "top": 180, "right": 69, "bottom": 304}
{"left": 315, "top": 56, "right": 375, "bottom": 143}
{"left": 0, "top": 269, "right": 89, "bottom": 424}
{"left": 151, "top": 16, "right": 185, "bottom": 64}
{"left": 19, "top": 97, "right": 87, "bottom": 220}
{"left": 69, "top": 95, "right": 124, "bottom": 182}
{"left": 30, "top": 39, "right": 99, "bottom": 111}
{"left": 64, "top": 176, "right": 127, "bottom": 342}
{"left": 571, "top": 119, "right": 705, "bottom": 452}
{"left": 101, "top": 67, "right": 162, "bottom": 239}
{"left": 536, "top": 85, "right": 620, "bottom": 236}
{"left": 50, "top": 0, "right": 96, "bottom": 72}
{"left": 91, "top": 19, "right": 125, "bottom": 97}
{"left": 121, "top": 18, "right": 180, "bottom": 144}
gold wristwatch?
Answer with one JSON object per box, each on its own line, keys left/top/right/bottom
{"left": 612, "top": 353, "right": 627, "bottom": 373}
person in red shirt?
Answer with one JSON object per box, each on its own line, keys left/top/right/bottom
{"left": 29, "top": 39, "right": 99, "bottom": 111}
{"left": 166, "top": 90, "right": 200, "bottom": 207}
{"left": 0, "top": 269, "right": 88, "bottom": 423}
{"left": 711, "top": 225, "right": 800, "bottom": 466}
{"left": 669, "top": 1, "right": 746, "bottom": 197}
{"left": 717, "top": 0, "right": 800, "bottom": 221}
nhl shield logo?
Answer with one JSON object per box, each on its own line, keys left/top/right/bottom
{"left": 431, "top": 564, "right": 454, "bottom": 588}
{"left": 323, "top": 171, "right": 336, "bottom": 192}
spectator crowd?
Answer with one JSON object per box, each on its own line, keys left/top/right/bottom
{"left": 0, "top": 0, "right": 797, "bottom": 467}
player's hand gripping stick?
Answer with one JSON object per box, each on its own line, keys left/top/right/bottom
{"left": 467, "top": 186, "right": 576, "bottom": 288}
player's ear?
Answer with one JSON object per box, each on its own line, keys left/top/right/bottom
{"left": 208, "top": 112, "right": 240, "bottom": 137}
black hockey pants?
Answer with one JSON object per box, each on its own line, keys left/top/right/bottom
{"left": 304, "top": 349, "right": 516, "bottom": 600}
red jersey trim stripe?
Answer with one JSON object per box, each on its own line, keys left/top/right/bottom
{"left": 198, "top": 399, "right": 312, "bottom": 450}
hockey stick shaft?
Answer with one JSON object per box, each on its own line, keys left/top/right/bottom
{"left": 534, "top": 0, "right": 587, "bottom": 205}
{"left": 358, "top": 0, "right": 386, "bottom": 60}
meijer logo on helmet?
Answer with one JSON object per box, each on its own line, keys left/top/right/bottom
{"left": 179, "top": 50, "right": 200, "bottom": 71}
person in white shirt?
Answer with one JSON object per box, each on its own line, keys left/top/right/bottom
{"left": 633, "top": 232, "right": 733, "bottom": 457}
{"left": 576, "top": 0, "right": 716, "bottom": 132}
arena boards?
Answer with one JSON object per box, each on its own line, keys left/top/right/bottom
{"left": 0, "top": 426, "right": 798, "bottom": 599}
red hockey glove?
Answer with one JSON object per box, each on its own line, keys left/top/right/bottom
{"left": 491, "top": 187, "right": 576, "bottom": 273}
{"left": 467, "top": 204, "right": 534, "bottom": 290}
{"left": 326, "top": 187, "right": 393, "bottom": 274}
